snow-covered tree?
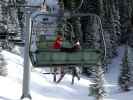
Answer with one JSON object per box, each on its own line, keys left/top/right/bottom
{"left": 6, "top": 0, "right": 20, "bottom": 33}
{"left": 80, "top": 0, "right": 122, "bottom": 71}
{"left": 0, "top": 0, "right": 9, "bottom": 76}
{"left": 119, "top": 0, "right": 133, "bottom": 45}
{"left": 0, "top": 53, "right": 7, "bottom": 76}
{"left": 89, "top": 62, "right": 105, "bottom": 100}
{"left": 118, "top": 45, "right": 131, "bottom": 91}
{"left": 0, "top": 0, "right": 9, "bottom": 33}
{"left": 16, "top": 0, "right": 26, "bottom": 32}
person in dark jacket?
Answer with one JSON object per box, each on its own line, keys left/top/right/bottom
{"left": 60, "top": 38, "right": 81, "bottom": 52}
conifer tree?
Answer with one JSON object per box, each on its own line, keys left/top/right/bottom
{"left": 0, "top": 53, "right": 7, "bottom": 76}
{"left": 119, "top": 0, "right": 133, "bottom": 45}
{"left": 0, "top": 0, "right": 9, "bottom": 33}
{"left": 89, "top": 62, "right": 105, "bottom": 100}
{"left": 118, "top": 45, "right": 131, "bottom": 91}
{"left": 0, "top": 0, "right": 8, "bottom": 76}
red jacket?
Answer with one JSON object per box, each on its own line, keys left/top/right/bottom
{"left": 53, "top": 37, "right": 62, "bottom": 49}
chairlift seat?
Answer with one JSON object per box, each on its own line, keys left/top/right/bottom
{"left": 30, "top": 47, "right": 101, "bottom": 67}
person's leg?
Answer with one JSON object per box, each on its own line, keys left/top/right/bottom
{"left": 56, "top": 66, "right": 66, "bottom": 83}
{"left": 53, "top": 67, "right": 57, "bottom": 82}
{"left": 71, "top": 67, "right": 76, "bottom": 85}
{"left": 75, "top": 67, "right": 80, "bottom": 80}
{"left": 71, "top": 75, "right": 75, "bottom": 85}
{"left": 75, "top": 72, "right": 80, "bottom": 80}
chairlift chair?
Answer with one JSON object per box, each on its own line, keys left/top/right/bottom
{"left": 29, "top": 14, "right": 103, "bottom": 67}
{"left": 29, "top": 0, "right": 105, "bottom": 67}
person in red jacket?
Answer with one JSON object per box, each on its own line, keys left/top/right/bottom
{"left": 53, "top": 33, "right": 63, "bottom": 49}
{"left": 53, "top": 33, "right": 81, "bottom": 52}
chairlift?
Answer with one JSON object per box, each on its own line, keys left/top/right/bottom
{"left": 29, "top": 12, "right": 104, "bottom": 67}
{"left": 29, "top": 0, "right": 106, "bottom": 67}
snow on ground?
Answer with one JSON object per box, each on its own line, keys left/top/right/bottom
{"left": 103, "top": 46, "right": 133, "bottom": 100}
{"left": 104, "top": 46, "right": 125, "bottom": 94}
{"left": 0, "top": 49, "right": 92, "bottom": 100}
{"left": 0, "top": 46, "right": 133, "bottom": 100}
